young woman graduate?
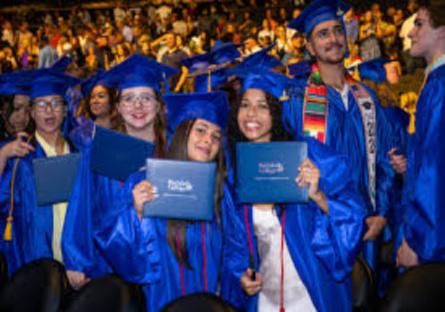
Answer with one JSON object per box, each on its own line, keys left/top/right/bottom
{"left": 62, "top": 54, "right": 177, "bottom": 290}
{"left": 68, "top": 69, "right": 118, "bottom": 149}
{"left": 0, "top": 69, "right": 80, "bottom": 276}
{"left": 94, "top": 91, "right": 230, "bottom": 311}
{"left": 220, "top": 67, "right": 366, "bottom": 312}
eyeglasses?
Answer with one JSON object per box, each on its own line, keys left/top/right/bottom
{"left": 120, "top": 93, "right": 157, "bottom": 108}
{"left": 33, "top": 99, "right": 65, "bottom": 112}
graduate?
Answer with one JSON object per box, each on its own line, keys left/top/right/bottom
{"left": 221, "top": 67, "right": 366, "bottom": 312}
{"left": 0, "top": 72, "right": 34, "bottom": 176}
{"left": 62, "top": 54, "right": 177, "bottom": 290}
{"left": 0, "top": 70, "right": 80, "bottom": 276}
{"left": 283, "top": 0, "right": 395, "bottom": 272}
{"left": 394, "top": 0, "right": 445, "bottom": 267}
{"left": 69, "top": 70, "right": 118, "bottom": 149}
{"left": 94, "top": 91, "right": 230, "bottom": 311}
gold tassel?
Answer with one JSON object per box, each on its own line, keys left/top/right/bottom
{"left": 408, "top": 112, "right": 416, "bottom": 135}
{"left": 207, "top": 68, "right": 211, "bottom": 92}
{"left": 400, "top": 92, "right": 418, "bottom": 134}
{"left": 3, "top": 216, "right": 13, "bottom": 241}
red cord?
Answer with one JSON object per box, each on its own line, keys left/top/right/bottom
{"left": 244, "top": 205, "right": 255, "bottom": 267}
{"left": 176, "top": 229, "right": 186, "bottom": 296}
{"left": 280, "top": 207, "right": 286, "bottom": 312}
{"left": 201, "top": 222, "right": 208, "bottom": 292}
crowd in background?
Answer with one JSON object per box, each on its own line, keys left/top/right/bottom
{"left": 0, "top": 0, "right": 426, "bottom": 83}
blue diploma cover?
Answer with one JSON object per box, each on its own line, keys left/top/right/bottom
{"left": 33, "top": 153, "right": 81, "bottom": 206}
{"left": 236, "top": 142, "right": 308, "bottom": 203}
{"left": 143, "top": 159, "right": 216, "bottom": 221}
{"left": 90, "top": 126, "right": 155, "bottom": 181}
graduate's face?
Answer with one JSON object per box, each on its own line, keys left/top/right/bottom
{"left": 187, "top": 119, "right": 222, "bottom": 162}
{"left": 31, "top": 95, "right": 66, "bottom": 135}
{"left": 307, "top": 19, "right": 346, "bottom": 64}
{"left": 408, "top": 9, "right": 441, "bottom": 60}
{"left": 90, "top": 85, "right": 111, "bottom": 118}
{"left": 6, "top": 95, "right": 31, "bottom": 135}
{"left": 238, "top": 89, "right": 272, "bottom": 143}
{"left": 118, "top": 86, "right": 158, "bottom": 130}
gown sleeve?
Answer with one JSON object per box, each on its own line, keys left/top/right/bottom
{"left": 403, "top": 71, "right": 445, "bottom": 262}
{"left": 94, "top": 172, "right": 161, "bottom": 284}
{"left": 307, "top": 138, "right": 367, "bottom": 281}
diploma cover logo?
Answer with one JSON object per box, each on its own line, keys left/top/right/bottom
{"left": 167, "top": 179, "right": 193, "bottom": 192}
{"left": 258, "top": 162, "right": 284, "bottom": 174}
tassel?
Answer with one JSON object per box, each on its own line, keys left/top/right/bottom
{"left": 3, "top": 216, "right": 13, "bottom": 241}
{"left": 408, "top": 112, "right": 416, "bottom": 134}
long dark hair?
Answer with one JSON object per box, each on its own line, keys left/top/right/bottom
{"left": 228, "top": 91, "right": 292, "bottom": 165}
{"left": 166, "top": 119, "right": 226, "bottom": 268}
{"left": 115, "top": 90, "right": 167, "bottom": 158}
{"left": 0, "top": 95, "right": 34, "bottom": 140}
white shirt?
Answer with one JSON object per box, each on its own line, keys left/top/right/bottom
{"left": 253, "top": 208, "right": 316, "bottom": 312}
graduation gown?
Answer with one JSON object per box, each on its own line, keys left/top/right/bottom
{"left": 94, "top": 171, "right": 224, "bottom": 311}
{"left": 399, "top": 64, "right": 445, "bottom": 262}
{"left": 220, "top": 138, "right": 366, "bottom": 312}
{"left": 283, "top": 82, "right": 395, "bottom": 269}
{"left": 0, "top": 139, "right": 76, "bottom": 276}
{"left": 62, "top": 143, "right": 121, "bottom": 278}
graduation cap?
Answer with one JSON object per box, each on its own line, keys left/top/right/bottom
{"left": 30, "top": 70, "right": 81, "bottom": 100}
{"left": 209, "top": 40, "right": 241, "bottom": 65}
{"left": 50, "top": 56, "right": 72, "bottom": 72}
{"left": 164, "top": 91, "right": 230, "bottom": 135}
{"left": 288, "top": 60, "right": 312, "bottom": 78}
{"left": 237, "top": 45, "right": 282, "bottom": 70}
{"left": 349, "top": 58, "right": 390, "bottom": 83}
{"left": 194, "top": 69, "right": 229, "bottom": 93}
{"left": 105, "top": 54, "right": 177, "bottom": 92}
{"left": 0, "top": 70, "right": 35, "bottom": 96}
{"left": 229, "top": 67, "right": 291, "bottom": 100}
{"left": 288, "top": 0, "right": 351, "bottom": 37}
{"left": 181, "top": 53, "right": 211, "bottom": 74}
{"left": 80, "top": 69, "right": 114, "bottom": 97}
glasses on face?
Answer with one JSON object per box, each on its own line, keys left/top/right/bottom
{"left": 120, "top": 93, "right": 157, "bottom": 108}
{"left": 33, "top": 99, "right": 65, "bottom": 112}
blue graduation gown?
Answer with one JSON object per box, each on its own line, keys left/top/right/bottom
{"left": 94, "top": 171, "right": 224, "bottom": 311}
{"left": 62, "top": 145, "right": 121, "bottom": 278}
{"left": 400, "top": 64, "right": 445, "bottom": 262}
{"left": 220, "top": 138, "right": 366, "bottom": 312}
{"left": 0, "top": 140, "right": 76, "bottom": 276}
{"left": 283, "top": 82, "right": 395, "bottom": 270}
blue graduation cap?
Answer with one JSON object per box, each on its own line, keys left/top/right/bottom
{"left": 351, "top": 58, "right": 390, "bottom": 83}
{"left": 50, "top": 56, "right": 72, "bottom": 72}
{"left": 288, "top": 0, "right": 351, "bottom": 37}
{"left": 194, "top": 69, "right": 229, "bottom": 93}
{"left": 105, "top": 54, "right": 177, "bottom": 92}
{"left": 238, "top": 45, "right": 282, "bottom": 69}
{"left": 164, "top": 91, "right": 230, "bottom": 135}
{"left": 0, "top": 70, "right": 34, "bottom": 96}
{"left": 210, "top": 40, "right": 241, "bottom": 65}
{"left": 80, "top": 69, "right": 114, "bottom": 97}
{"left": 229, "top": 66, "right": 290, "bottom": 100}
{"left": 30, "top": 70, "right": 81, "bottom": 100}
{"left": 288, "top": 60, "right": 312, "bottom": 78}
{"left": 181, "top": 53, "right": 211, "bottom": 74}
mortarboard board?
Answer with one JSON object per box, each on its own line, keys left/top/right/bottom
{"left": 229, "top": 66, "right": 290, "bottom": 100}
{"left": 288, "top": 60, "right": 312, "bottom": 78}
{"left": 105, "top": 54, "right": 177, "bottom": 92}
{"left": 80, "top": 69, "right": 114, "bottom": 97}
{"left": 50, "top": 56, "right": 72, "bottom": 72}
{"left": 194, "top": 69, "right": 229, "bottom": 93}
{"left": 30, "top": 70, "right": 81, "bottom": 100}
{"left": 237, "top": 45, "right": 282, "bottom": 70}
{"left": 210, "top": 40, "right": 241, "bottom": 65}
{"left": 164, "top": 91, "right": 229, "bottom": 135}
{"left": 288, "top": 0, "right": 351, "bottom": 37}
{"left": 349, "top": 58, "right": 390, "bottom": 83}
{"left": 181, "top": 53, "right": 211, "bottom": 74}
